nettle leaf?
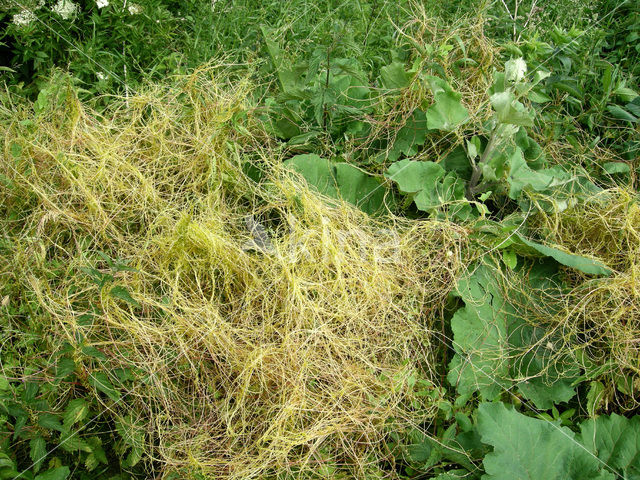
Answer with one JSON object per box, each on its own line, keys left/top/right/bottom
{"left": 38, "top": 413, "right": 65, "bottom": 432}
{"left": 477, "top": 403, "right": 611, "bottom": 480}
{"left": 29, "top": 437, "right": 47, "bottom": 474}
{"left": 88, "top": 372, "right": 121, "bottom": 401}
{"left": 109, "top": 286, "right": 140, "bottom": 308}
{"left": 490, "top": 91, "right": 534, "bottom": 127}
{"left": 579, "top": 414, "right": 640, "bottom": 477}
{"left": 385, "top": 160, "right": 470, "bottom": 220}
{"left": 515, "top": 234, "right": 612, "bottom": 276}
{"left": 63, "top": 399, "right": 89, "bottom": 428}
{"left": 34, "top": 466, "right": 70, "bottom": 480}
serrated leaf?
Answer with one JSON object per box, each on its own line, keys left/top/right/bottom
{"left": 29, "top": 437, "right": 47, "bottom": 474}
{"left": 38, "top": 413, "right": 65, "bottom": 432}
{"left": 579, "top": 414, "right": 640, "bottom": 476}
{"left": 55, "top": 358, "right": 76, "bottom": 380}
{"left": 81, "top": 345, "right": 107, "bottom": 361}
{"left": 34, "top": 466, "right": 70, "bottom": 480}
{"left": 586, "top": 381, "right": 606, "bottom": 416}
{"left": 63, "top": 399, "right": 89, "bottom": 428}
{"left": 109, "top": 286, "right": 140, "bottom": 308}
{"left": 477, "top": 403, "right": 608, "bottom": 480}
{"left": 88, "top": 372, "right": 120, "bottom": 401}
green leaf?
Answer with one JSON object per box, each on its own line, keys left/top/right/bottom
{"left": 55, "top": 358, "right": 76, "bottom": 380}
{"left": 387, "top": 110, "right": 428, "bottom": 161}
{"left": 284, "top": 154, "right": 338, "bottom": 198}
{"left": 579, "top": 414, "right": 640, "bottom": 476}
{"left": 507, "top": 147, "right": 571, "bottom": 199}
{"left": 448, "top": 261, "right": 577, "bottom": 408}
{"left": 34, "top": 467, "right": 70, "bottom": 480}
{"left": 38, "top": 413, "right": 65, "bottom": 432}
{"left": 385, "top": 160, "right": 469, "bottom": 220}
{"left": 284, "top": 154, "right": 388, "bottom": 214}
{"left": 109, "top": 286, "right": 140, "bottom": 308}
{"left": 477, "top": 403, "right": 609, "bottom": 480}
{"left": 515, "top": 234, "right": 612, "bottom": 276}
{"left": 447, "top": 264, "right": 511, "bottom": 400}
{"left": 607, "top": 105, "right": 638, "bottom": 123}
{"left": 63, "top": 399, "right": 89, "bottom": 428}
{"left": 426, "top": 90, "right": 469, "bottom": 131}
{"left": 334, "top": 163, "right": 387, "bottom": 215}
{"left": 380, "top": 62, "right": 411, "bottom": 89}
{"left": 490, "top": 91, "right": 534, "bottom": 126}
{"left": 586, "top": 381, "right": 606, "bottom": 416}
{"left": 602, "top": 162, "right": 630, "bottom": 174}
{"left": 88, "top": 372, "right": 121, "bottom": 401}
{"left": 29, "top": 437, "right": 47, "bottom": 474}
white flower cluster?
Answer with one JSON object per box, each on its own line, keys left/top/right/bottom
{"left": 127, "top": 3, "right": 142, "bottom": 14}
{"left": 12, "top": 9, "right": 37, "bottom": 26}
{"left": 96, "top": 0, "right": 109, "bottom": 8}
{"left": 52, "top": 0, "right": 78, "bottom": 20}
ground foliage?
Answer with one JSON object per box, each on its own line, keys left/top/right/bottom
{"left": 1, "top": 0, "right": 640, "bottom": 479}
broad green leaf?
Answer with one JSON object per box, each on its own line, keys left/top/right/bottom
{"left": 447, "top": 264, "right": 511, "bottom": 400}
{"left": 284, "top": 154, "right": 338, "bottom": 199}
{"left": 426, "top": 91, "right": 469, "bottom": 131}
{"left": 89, "top": 372, "right": 121, "bottom": 401}
{"left": 55, "top": 357, "right": 76, "bottom": 379}
{"left": 579, "top": 414, "right": 640, "bottom": 476}
{"left": 109, "top": 286, "right": 140, "bottom": 308}
{"left": 507, "top": 147, "right": 570, "bottom": 199}
{"left": 29, "top": 437, "right": 47, "bottom": 473}
{"left": 63, "top": 399, "right": 89, "bottom": 428}
{"left": 34, "top": 467, "right": 70, "bottom": 480}
{"left": 385, "top": 160, "right": 470, "bottom": 220}
{"left": 515, "top": 234, "right": 612, "bottom": 276}
{"left": 334, "top": 163, "right": 387, "bottom": 215}
{"left": 284, "top": 154, "right": 387, "bottom": 214}
{"left": 477, "top": 403, "right": 610, "bottom": 480}
{"left": 448, "top": 261, "right": 577, "bottom": 408}
{"left": 505, "top": 58, "right": 527, "bottom": 84}
{"left": 490, "top": 91, "right": 534, "bottom": 126}
{"left": 380, "top": 62, "right": 411, "bottom": 89}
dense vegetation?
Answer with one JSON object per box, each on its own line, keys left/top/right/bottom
{"left": 1, "top": 0, "right": 639, "bottom": 479}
